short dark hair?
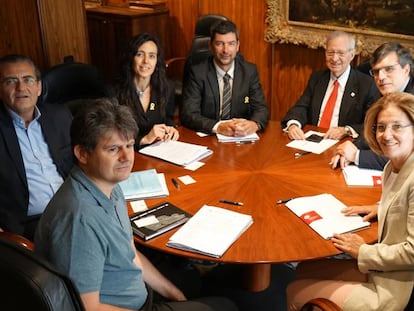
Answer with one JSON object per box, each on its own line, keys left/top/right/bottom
{"left": 370, "top": 42, "right": 414, "bottom": 76}
{"left": 364, "top": 92, "right": 414, "bottom": 155}
{"left": 71, "top": 97, "right": 138, "bottom": 153}
{"left": 210, "top": 20, "right": 239, "bottom": 41}
{"left": 0, "top": 54, "right": 41, "bottom": 80}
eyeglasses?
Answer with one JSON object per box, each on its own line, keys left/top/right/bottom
{"left": 372, "top": 123, "right": 414, "bottom": 133}
{"left": 325, "top": 50, "right": 351, "bottom": 58}
{"left": 0, "top": 76, "right": 38, "bottom": 87}
{"left": 369, "top": 63, "right": 400, "bottom": 77}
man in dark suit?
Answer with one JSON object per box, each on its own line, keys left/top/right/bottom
{"left": 282, "top": 30, "right": 377, "bottom": 140}
{"left": 331, "top": 42, "right": 414, "bottom": 170}
{"left": 0, "top": 54, "right": 73, "bottom": 240}
{"left": 180, "top": 19, "right": 268, "bottom": 136}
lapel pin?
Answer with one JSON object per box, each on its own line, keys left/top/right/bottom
{"left": 244, "top": 96, "right": 249, "bottom": 104}
{"left": 150, "top": 102, "right": 155, "bottom": 110}
{"left": 350, "top": 92, "right": 355, "bottom": 97}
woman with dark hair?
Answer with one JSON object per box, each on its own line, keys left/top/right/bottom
{"left": 116, "top": 33, "right": 179, "bottom": 150}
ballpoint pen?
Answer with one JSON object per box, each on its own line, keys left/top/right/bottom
{"left": 219, "top": 199, "right": 244, "bottom": 206}
{"left": 171, "top": 178, "right": 180, "bottom": 190}
{"left": 294, "top": 151, "right": 311, "bottom": 158}
{"left": 276, "top": 198, "right": 295, "bottom": 204}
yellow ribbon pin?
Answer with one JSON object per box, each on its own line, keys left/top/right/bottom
{"left": 150, "top": 102, "right": 155, "bottom": 110}
{"left": 244, "top": 96, "right": 249, "bottom": 104}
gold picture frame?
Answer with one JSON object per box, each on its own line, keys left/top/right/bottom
{"left": 264, "top": 0, "right": 414, "bottom": 56}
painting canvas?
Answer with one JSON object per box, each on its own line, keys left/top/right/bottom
{"left": 265, "top": 0, "right": 414, "bottom": 56}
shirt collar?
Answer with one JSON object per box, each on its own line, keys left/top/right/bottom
{"left": 7, "top": 104, "right": 41, "bottom": 129}
{"left": 214, "top": 60, "right": 235, "bottom": 80}
{"left": 331, "top": 65, "right": 351, "bottom": 88}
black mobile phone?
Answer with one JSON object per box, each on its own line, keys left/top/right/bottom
{"left": 306, "top": 134, "right": 323, "bottom": 143}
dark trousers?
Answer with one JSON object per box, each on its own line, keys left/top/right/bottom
{"left": 141, "top": 285, "right": 238, "bottom": 311}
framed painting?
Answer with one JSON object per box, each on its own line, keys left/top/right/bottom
{"left": 265, "top": 0, "right": 414, "bottom": 56}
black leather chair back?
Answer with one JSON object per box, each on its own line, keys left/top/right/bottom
{"left": 194, "top": 14, "right": 229, "bottom": 37}
{"left": 41, "top": 62, "right": 107, "bottom": 115}
{"left": 0, "top": 238, "right": 85, "bottom": 311}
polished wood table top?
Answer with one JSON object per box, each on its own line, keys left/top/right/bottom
{"left": 131, "top": 121, "right": 381, "bottom": 290}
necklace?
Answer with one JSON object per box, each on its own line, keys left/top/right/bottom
{"left": 136, "top": 84, "right": 150, "bottom": 98}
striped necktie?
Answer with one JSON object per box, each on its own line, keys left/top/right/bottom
{"left": 222, "top": 73, "right": 231, "bottom": 120}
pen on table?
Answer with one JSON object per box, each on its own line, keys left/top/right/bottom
{"left": 219, "top": 199, "right": 244, "bottom": 206}
{"left": 171, "top": 178, "right": 180, "bottom": 190}
{"left": 276, "top": 198, "right": 295, "bottom": 204}
{"left": 294, "top": 151, "right": 311, "bottom": 158}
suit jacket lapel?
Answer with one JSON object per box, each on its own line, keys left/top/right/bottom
{"left": 311, "top": 72, "right": 330, "bottom": 125}
{"left": 339, "top": 68, "right": 358, "bottom": 121}
{"left": 404, "top": 77, "right": 414, "bottom": 94}
{"left": 378, "top": 153, "right": 414, "bottom": 239}
{"left": 207, "top": 60, "right": 220, "bottom": 118}
{"left": 0, "top": 104, "right": 27, "bottom": 185}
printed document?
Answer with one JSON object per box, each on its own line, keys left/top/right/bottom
{"left": 286, "top": 130, "right": 338, "bottom": 154}
{"left": 167, "top": 205, "right": 253, "bottom": 258}
{"left": 285, "top": 193, "right": 370, "bottom": 239}
{"left": 139, "top": 140, "right": 213, "bottom": 166}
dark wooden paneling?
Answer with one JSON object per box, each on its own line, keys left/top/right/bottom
{"left": 86, "top": 6, "right": 170, "bottom": 82}
{"left": 272, "top": 45, "right": 327, "bottom": 121}
{"left": 0, "top": 0, "right": 89, "bottom": 72}
{"left": 0, "top": 0, "right": 46, "bottom": 70}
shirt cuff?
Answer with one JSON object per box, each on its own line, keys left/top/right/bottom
{"left": 283, "top": 120, "right": 301, "bottom": 132}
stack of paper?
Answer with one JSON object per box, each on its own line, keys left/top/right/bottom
{"left": 167, "top": 205, "right": 253, "bottom": 258}
{"left": 286, "top": 130, "right": 338, "bottom": 154}
{"left": 139, "top": 141, "right": 213, "bottom": 166}
{"left": 285, "top": 193, "right": 370, "bottom": 239}
{"left": 216, "top": 132, "right": 260, "bottom": 143}
{"left": 342, "top": 165, "right": 382, "bottom": 186}
{"left": 119, "top": 169, "right": 169, "bottom": 200}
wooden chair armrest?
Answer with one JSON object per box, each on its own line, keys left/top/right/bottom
{"left": 301, "top": 298, "right": 342, "bottom": 311}
{"left": 0, "top": 231, "right": 35, "bottom": 251}
{"left": 165, "top": 56, "right": 186, "bottom": 68}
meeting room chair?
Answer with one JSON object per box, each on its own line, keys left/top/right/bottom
{"left": 301, "top": 293, "right": 414, "bottom": 311}
{"left": 0, "top": 235, "right": 85, "bottom": 311}
{"left": 166, "top": 14, "right": 229, "bottom": 113}
{"left": 41, "top": 58, "right": 107, "bottom": 115}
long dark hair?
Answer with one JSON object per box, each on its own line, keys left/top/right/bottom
{"left": 116, "top": 33, "right": 168, "bottom": 122}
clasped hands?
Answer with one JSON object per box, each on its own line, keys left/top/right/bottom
{"left": 217, "top": 118, "right": 258, "bottom": 136}
{"left": 329, "top": 140, "right": 358, "bottom": 169}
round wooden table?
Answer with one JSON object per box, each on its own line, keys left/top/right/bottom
{"left": 131, "top": 121, "right": 381, "bottom": 291}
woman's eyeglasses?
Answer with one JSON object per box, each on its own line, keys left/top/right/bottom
{"left": 372, "top": 123, "right": 414, "bottom": 133}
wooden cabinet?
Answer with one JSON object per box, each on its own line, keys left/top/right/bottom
{"left": 86, "top": 6, "right": 170, "bottom": 82}
{"left": 0, "top": 0, "right": 89, "bottom": 72}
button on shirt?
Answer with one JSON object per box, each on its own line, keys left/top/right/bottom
{"left": 9, "top": 106, "right": 64, "bottom": 216}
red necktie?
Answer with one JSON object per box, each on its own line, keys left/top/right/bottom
{"left": 319, "top": 80, "right": 339, "bottom": 129}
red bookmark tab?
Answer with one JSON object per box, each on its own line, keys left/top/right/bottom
{"left": 372, "top": 176, "right": 382, "bottom": 187}
{"left": 300, "top": 210, "right": 322, "bottom": 225}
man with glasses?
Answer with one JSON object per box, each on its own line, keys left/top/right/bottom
{"left": 282, "top": 30, "right": 377, "bottom": 140}
{"left": 330, "top": 42, "right": 414, "bottom": 170}
{"left": 0, "top": 54, "right": 73, "bottom": 240}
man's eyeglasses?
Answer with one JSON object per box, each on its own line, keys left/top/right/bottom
{"left": 0, "top": 76, "right": 38, "bottom": 87}
{"left": 369, "top": 63, "right": 400, "bottom": 77}
{"left": 325, "top": 50, "right": 350, "bottom": 58}
{"left": 372, "top": 123, "right": 414, "bottom": 133}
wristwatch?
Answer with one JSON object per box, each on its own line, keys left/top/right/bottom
{"left": 344, "top": 126, "right": 352, "bottom": 137}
